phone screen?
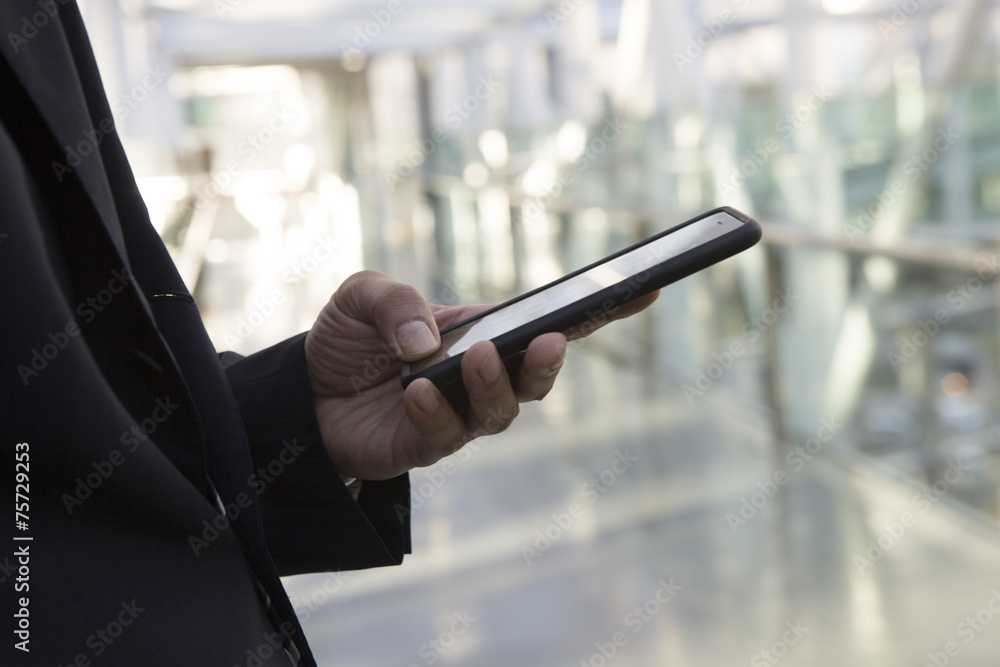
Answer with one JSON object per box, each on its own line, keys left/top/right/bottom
{"left": 408, "top": 210, "right": 746, "bottom": 373}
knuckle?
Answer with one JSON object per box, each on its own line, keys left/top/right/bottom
{"left": 472, "top": 380, "right": 512, "bottom": 408}
{"left": 382, "top": 282, "right": 425, "bottom": 307}
{"left": 344, "top": 269, "right": 388, "bottom": 288}
{"left": 416, "top": 431, "right": 460, "bottom": 467}
{"left": 496, "top": 401, "right": 518, "bottom": 430}
{"left": 532, "top": 388, "right": 552, "bottom": 401}
{"left": 529, "top": 379, "right": 557, "bottom": 402}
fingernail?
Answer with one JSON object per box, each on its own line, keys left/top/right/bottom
{"left": 413, "top": 382, "right": 440, "bottom": 414}
{"left": 477, "top": 351, "right": 504, "bottom": 384}
{"left": 397, "top": 321, "right": 437, "bottom": 358}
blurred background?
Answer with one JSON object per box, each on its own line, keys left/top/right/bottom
{"left": 81, "top": 0, "right": 1000, "bottom": 664}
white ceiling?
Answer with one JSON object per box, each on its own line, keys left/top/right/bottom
{"left": 143, "top": 0, "right": 553, "bottom": 64}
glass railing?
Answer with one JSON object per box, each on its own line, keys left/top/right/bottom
{"left": 393, "top": 82, "right": 1000, "bottom": 523}
{"left": 154, "top": 63, "right": 1000, "bottom": 525}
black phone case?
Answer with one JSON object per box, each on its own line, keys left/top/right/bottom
{"left": 401, "top": 206, "right": 762, "bottom": 396}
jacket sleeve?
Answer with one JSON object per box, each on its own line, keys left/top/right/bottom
{"left": 221, "top": 333, "right": 411, "bottom": 576}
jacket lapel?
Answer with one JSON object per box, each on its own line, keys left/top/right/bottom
{"left": 0, "top": 2, "right": 217, "bottom": 490}
{"left": 1, "top": 0, "right": 129, "bottom": 268}
{"left": 1, "top": 8, "right": 313, "bottom": 661}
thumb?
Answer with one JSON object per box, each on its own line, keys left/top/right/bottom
{"left": 334, "top": 270, "right": 441, "bottom": 361}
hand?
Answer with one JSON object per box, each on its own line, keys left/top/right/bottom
{"left": 304, "top": 270, "right": 657, "bottom": 480}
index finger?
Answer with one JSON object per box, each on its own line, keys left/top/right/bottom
{"left": 565, "top": 290, "right": 660, "bottom": 341}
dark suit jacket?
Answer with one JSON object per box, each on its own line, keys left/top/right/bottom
{"left": 0, "top": 2, "right": 410, "bottom": 665}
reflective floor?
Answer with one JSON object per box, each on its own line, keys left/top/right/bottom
{"left": 280, "top": 338, "right": 1000, "bottom": 667}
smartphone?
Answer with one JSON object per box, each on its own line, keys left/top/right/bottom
{"left": 401, "top": 206, "right": 762, "bottom": 398}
